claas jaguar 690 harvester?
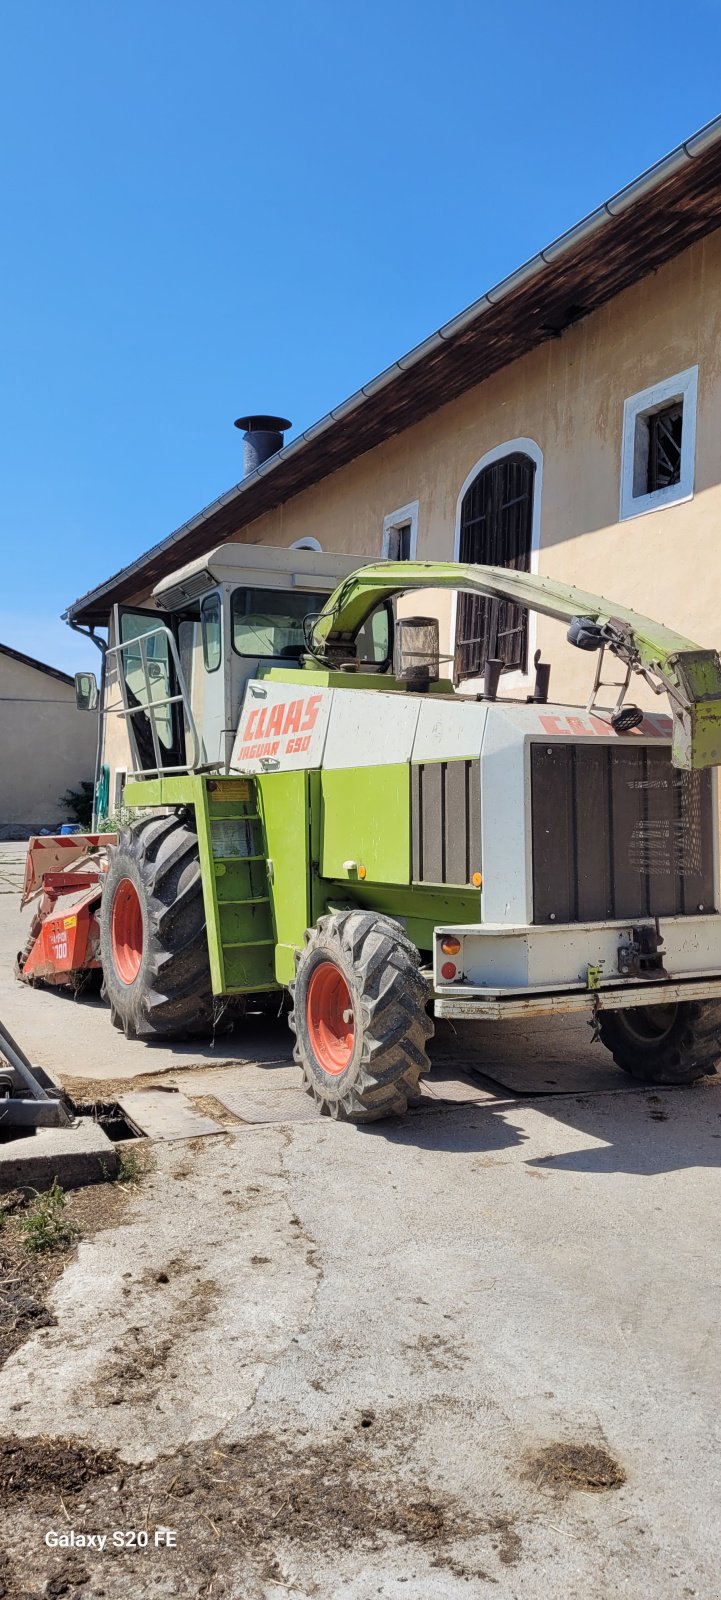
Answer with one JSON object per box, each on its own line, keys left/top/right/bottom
{"left": 72, "top": 553, "right": 721, "bottom": 1121}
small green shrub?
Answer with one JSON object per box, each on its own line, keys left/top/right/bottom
{"left": 116, "top": 1148, "right": 143, "bottom": 1185}
{"left": 60, "top": 780, "right": 94, "bottom": 829}
{"left": 20, "top": 1179, "right": 80, "bottom": 1253}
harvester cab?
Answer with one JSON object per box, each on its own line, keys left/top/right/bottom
{"left": 102, "top": 543, "right": 385, "bottom": 781}
{"left": 62, "top": 557, "right": 721, "bottom": 1121}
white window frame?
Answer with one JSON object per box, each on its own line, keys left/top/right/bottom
{"left": 451, "top": 438, "right": 543, "bottom": 693}
{"left": 290, "top": 537, "right": 323, "bottom": 552}
{"left": 620, "top": 366, "right": 698, "bottom": 522}
{"left": 381, "top": 500, "right": 419, "bottom": 561}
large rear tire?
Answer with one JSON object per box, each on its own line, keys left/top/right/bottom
{"left": 100, "top": 812, "right": 216, "bottom": 1040}
{"left": 598, "top": 1000, "right": 721, "bottom": 1086}
{"left": 289, "top": 910, "right": 433, "bottom": 1121}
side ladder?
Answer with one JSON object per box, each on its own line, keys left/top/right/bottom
{"left": 195, "top": 777, "right": 279, "bottom": 996}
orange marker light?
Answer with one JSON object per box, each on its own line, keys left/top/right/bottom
{"left": 358, "top": 864, "right": 367, "bottom": 880}
{"left": 441, "top": 937, "right": 462, "bottom": 956}
{"left": 471, "top": 872, "right": 482, "bottom": 888}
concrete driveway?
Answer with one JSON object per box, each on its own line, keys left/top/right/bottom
{"left": 0, "top": 841, "right": 720, "bottom": 1598}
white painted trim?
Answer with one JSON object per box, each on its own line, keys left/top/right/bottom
{"left": 619, "top": 365, "right": 698, "bottom": 522}
{"left": 290, "top": 537, "right": 323, "bottom": 552}
{"left": 451, "top": 438, "right": 543, "bottom": 693}
{"left": 381, "top": 499, "right": 419, "bottom": 560}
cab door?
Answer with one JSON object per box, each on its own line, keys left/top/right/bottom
{"left": 110, "top": 604, "right": 187, "bottom": 775}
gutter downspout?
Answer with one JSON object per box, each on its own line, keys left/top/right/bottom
{"left": 68, "top": 621, "right": 107, "bottom": 830}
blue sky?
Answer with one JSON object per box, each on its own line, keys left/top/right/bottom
{"left": 2, "top": 0, "right": 720, "bottom": 673}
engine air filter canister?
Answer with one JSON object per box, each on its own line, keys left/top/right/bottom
{"left": 394, "top": 616, "right": 440, "bottom": 690}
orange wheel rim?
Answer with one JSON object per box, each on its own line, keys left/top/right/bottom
{"left": 111, "top": 878, "right": 143, "bottom": 985}
{"left": 306, "top": 962, "right": 354, "bottom": 1075}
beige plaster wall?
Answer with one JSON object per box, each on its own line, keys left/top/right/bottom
{"left": 0, "top": 654, "right": 98, "bottom": 836}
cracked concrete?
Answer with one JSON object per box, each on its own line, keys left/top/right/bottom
{"left": 2, "top": 843, "right": 721, "bottom": 1595}
{"left": 0, "top": 1129, "right": 319, "bottom": 1461}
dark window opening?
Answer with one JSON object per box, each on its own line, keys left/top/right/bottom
{"left": 454, "top": 452, "right": 535, "bottom": 683}
{"left": 645, "top": 402, "right": 683, "bottom": 494}
{"left": 386, "top": 522, "right": 413, "bottom": 560}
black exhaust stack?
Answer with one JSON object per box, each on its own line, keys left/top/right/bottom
{"left": 234, "top": 414, "right": 291, "bottom": 476}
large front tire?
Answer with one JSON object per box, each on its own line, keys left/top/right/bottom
{"left": 289, "top": 910, "right": 433, "bottom": 1121}
{"left": 598, "top": 1000, "right": 721, "bottom": 1086}
{"left": 100, "top": 812, "right": 216, "bottom": 1040}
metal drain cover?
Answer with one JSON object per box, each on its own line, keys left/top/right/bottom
{"left": 214, "top": 1086, "right": 322, "bottom": 1124}
{"left": 117, "top": 1090, "right": 223, "bottom": 1140}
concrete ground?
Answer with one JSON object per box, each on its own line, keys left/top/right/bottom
{"left": 1, "top": 840, "right": 720, "bottom": 1598}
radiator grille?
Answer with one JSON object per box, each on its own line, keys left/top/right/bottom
{"left": 411, "top": 760, "right": 481, "bottom": 885}
{"left": 531, "top": 743, "right": 715, "bottom": 923}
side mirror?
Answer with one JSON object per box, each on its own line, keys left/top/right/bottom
{"left": 74, "top": 670, "right": 98, "bottom": 712}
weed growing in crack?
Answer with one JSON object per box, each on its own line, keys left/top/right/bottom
{"left": 20, "top": 1181, "right": 79, "bottom": 1254}
{"left": 116, "top": 1148, "right": 143, "bottom": 1186}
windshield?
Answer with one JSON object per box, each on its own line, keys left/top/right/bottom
{"left": 231, "top": 587, "right": 328, "bottom": 659}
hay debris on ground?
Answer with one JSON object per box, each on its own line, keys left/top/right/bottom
{"left": 523, "top": 1441, "right": 626, "bottom": 1493}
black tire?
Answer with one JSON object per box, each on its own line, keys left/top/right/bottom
{"left": 289, "top": 910, "right": 433, "bottom": 1121}
{"left": 598, "top": 1000, "right": 721, "bottom": 1086}
{"left": 100, "top": 811, "right": 216, "bottom": 1040}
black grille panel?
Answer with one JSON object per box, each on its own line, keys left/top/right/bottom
{"left": 531, "top": 743, "right": 715, "bottom": 923}
{"left": 411, "top": 760, "right": 481, "bottom": 885}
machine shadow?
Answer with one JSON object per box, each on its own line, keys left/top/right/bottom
{"left": 366, "top": 1011, "right": 721, "bottom": 1176}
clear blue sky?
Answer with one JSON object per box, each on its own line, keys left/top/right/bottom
{"left": 2, "top": 0, "right": 720, "bottom": 672}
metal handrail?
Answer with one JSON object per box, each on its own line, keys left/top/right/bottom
{"left": 105, "top": 625, "right": 204, "bottom": 778}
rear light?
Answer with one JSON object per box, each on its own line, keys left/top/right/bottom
{"left": 441, "top": 937, "right": 461, "bottom": 956}
{"left": 440, "top": 961, "right": 457, "bottom": 980}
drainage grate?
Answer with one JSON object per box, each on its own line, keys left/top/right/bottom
{"left": 213, "top": 1086, "right": 322, "bottom": 1124}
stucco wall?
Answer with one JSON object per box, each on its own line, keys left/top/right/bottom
{"left": 0, "top": 653, "right": 98, "bottom": 838}
{"left": 102, "top": 226, "right": 721, "bottom": 789}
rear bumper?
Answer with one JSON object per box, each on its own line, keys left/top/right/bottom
{"left": 432, "top": 915, "right": 721, "bottom": 1018}
{"left": 434, "top": 976, "right": 721, "bottom": 1021}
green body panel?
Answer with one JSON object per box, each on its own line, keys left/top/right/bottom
{"left": 122, "top": 766, "right": 474, "bottom": 988}
{"left": 324, "top": 883, "right": 479, "bottom": 953}
{"left": 256, "top": 769, "right": 311, "bottom": 985}
{"left": 320, "top": 765, "right": 411, "bottom": 885}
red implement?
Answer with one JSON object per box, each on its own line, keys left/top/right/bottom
{"left": 16, "top": 835, "right": 118, "bottom": 989}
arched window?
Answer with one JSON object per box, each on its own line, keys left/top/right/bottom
{"left": 455, "top": 451, "right": 536, "bottom": 682}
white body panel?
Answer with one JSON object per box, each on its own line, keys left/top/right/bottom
{"left": 323, "top": 690, "right": 422, "bottom": 769}
{"left": 231, "top": 682, "right": 333, "bottom": 772}
{"left": 412, "top": 696, "right": 488, "bottom": 760}
{"left": 433, "top": 915, "right": 721, "bottom": 995}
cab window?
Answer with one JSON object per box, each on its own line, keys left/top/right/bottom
{"left": 231, "top": 587, "right": 328, "bottom": 659}
{"left": 355, "top": 604, "right": 391, "bottom": 669}
{"left": 201, "top": 593, "right": 222, "bottom": 672}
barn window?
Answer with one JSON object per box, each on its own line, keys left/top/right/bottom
{"left": 620, "top": 367, "right": 698, "bottom": 521}
{"left": 454, "top": 452, "right": 536, "bottom": 682}
{"left": 382, "top": 501, "right": 419, "bottom": 561}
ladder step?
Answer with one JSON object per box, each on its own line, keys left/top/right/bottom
{"left": 210, "top": 813, "right": 261, "bottom": 823}
{"left": 213, "top": 855, "right": 266, "bottom": 864}
{"left": 222, "top": 939, "right": 275, "bottom": 949}
{"left": 220, "top": 896, "right": 270, "bottom": 906}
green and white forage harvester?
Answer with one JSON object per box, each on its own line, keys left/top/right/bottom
{"left": 76, "top": 552, "right": 721, "bottom": 1119}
